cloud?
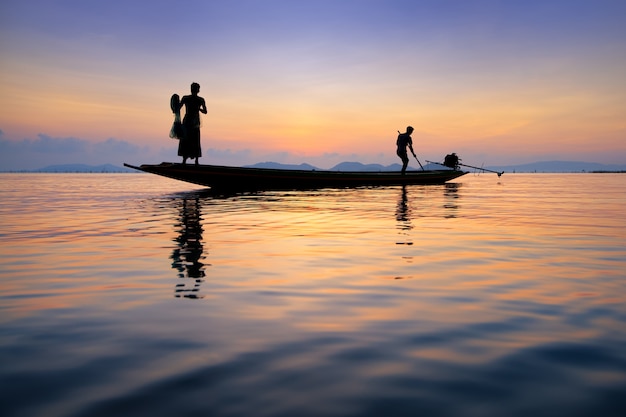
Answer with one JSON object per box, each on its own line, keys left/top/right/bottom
{"left": 35, "top": 134, "right": 89, "bottom": 153}
{"left": 93, "top": 137, "right": 143, "bottom": 154}
{"left": 0, "top": 133, "right": 152, "bottom": 170}
{"left": 0, "top": 134, "right": 89, "bottom": 153}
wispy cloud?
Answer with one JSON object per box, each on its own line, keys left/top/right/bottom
{"left": 0, "top": 134, "right": 154, "bottom": 170}
{"left": 0, "top": 132, "right": 400, "bottom": 171}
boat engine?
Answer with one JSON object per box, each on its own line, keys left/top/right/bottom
{"left": 443, "top": 153, "right": 460, "bottom": 169}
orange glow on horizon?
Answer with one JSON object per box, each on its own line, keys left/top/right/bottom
{"left": 2, "top": 53, "right": 625, "bottom": 165}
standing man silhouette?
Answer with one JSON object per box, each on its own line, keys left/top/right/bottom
{"left": 178, "top": 82, "right": 207, "bottom": 165}
{"left": 396, "top": 126, "right": 417, "bottom": 174}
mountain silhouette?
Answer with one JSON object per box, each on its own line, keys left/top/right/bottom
{"left": 245, "top": 162, "right": 319, "bottom": 170}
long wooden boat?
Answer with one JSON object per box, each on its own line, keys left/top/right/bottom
{"left": 124, "top": 162, "right": 467, "bottom": 192}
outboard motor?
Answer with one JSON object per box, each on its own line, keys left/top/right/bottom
{"left": 443, "top": 153, "right": 459, "bottom": 169}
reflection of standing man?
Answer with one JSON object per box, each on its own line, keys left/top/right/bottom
{"left": 396, "top": 185, "right": 412, "bottom": 230}
{"left": 178, "top": 82, "right": 207, "bottom": 165}
{"left": 396, "top": 126, "right": 417, "bottom": 174}
{"left": 171, "top": 197, "right": 205, "bottom": 299}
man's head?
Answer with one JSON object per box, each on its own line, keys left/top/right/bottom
{"left": 406, "top": 126, "right": 414, "bottom": 133}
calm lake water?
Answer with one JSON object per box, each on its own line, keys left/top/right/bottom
{"left": 1, "top": 172, "right": 625, "bottom": 417}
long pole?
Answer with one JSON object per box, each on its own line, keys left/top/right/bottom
{"left": 413, "top": 155, "right": 424, "bottom": 170}
{"left": 458, "top": 163, "right": 504, "bottom": 177}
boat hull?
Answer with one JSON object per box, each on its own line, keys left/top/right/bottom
{"left": 124, "top": 162, "right": 467, "bottom": 191}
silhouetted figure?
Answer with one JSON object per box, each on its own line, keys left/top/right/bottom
{"left": 177, "top": 82, "right": 207, "bottom": 165}
{"left": 396, "top": 126, "right": 417, "bottom": 174}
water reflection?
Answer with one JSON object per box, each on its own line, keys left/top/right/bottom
{"left": 394, "top": 184, "right": 464, "bottom": 271}
{"left": 171, "top": 196, "right": 206, "bottom": 299}
{"left": 2, "top": 174, "right": 625, "bottom": 417}
{"left": 167, "top": 184, "right": 464, "bottom": 297}
{"left": 395, "top": 186, "right": 412, "bottom": 231}
{"left": 443, "top": 182, "right": 461, "bottom": 217}
{"left": 395, "top": 183, "right": 463, "bottom": 228}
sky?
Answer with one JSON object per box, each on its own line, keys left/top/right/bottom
{"left": 1, "top": 0, "right": 625, "bottom": 170}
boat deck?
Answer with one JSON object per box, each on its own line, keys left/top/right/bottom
{"left": 124, "top": 162, "right": 467, "bottom": 192}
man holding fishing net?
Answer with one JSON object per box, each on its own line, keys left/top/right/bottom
{"left": 170, "top": 82, "right": 207, "bottom": 166}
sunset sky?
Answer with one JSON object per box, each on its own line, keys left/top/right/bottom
{"left": 1, "top": 0, "right": 625, "bottom": 170}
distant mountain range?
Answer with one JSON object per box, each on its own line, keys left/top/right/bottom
{"left": 245, "top": 162, "right": 320, "bottom": 171}
{"left": 483, "top": 160, "right": 626, "bottom": 173}
{"left": 3, "top": 160, "right": 625, "bottom": 173}
{"left": 246, "top": 161, "right": 626, "bottom": 173}
{"left": 246, "top": 161, "right": 414, "bottom": 171}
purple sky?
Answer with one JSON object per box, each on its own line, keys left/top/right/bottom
{"left": 1, "top": 0, "right": 625, "bottom": 169}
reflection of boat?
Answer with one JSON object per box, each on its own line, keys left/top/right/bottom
{"left": 124, "top": 162, "right": 467, "bottom": 192}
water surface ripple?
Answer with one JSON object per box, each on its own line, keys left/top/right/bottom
{"left": 1, "top": 173, "right": 625, "bottom": 417}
